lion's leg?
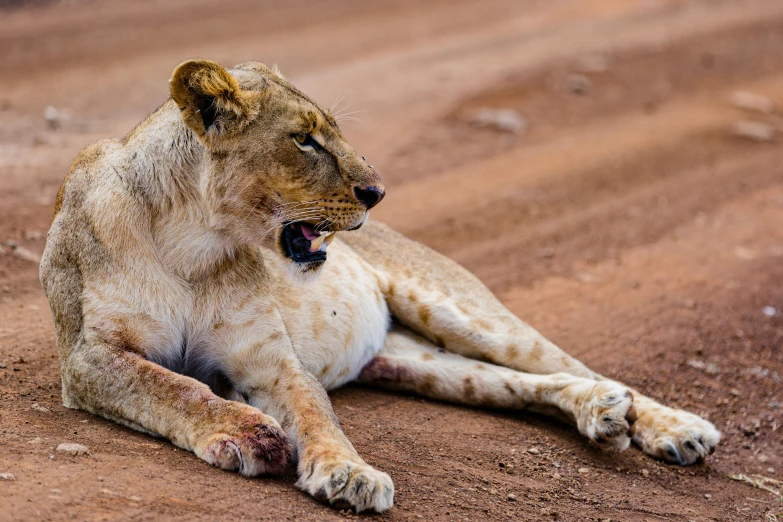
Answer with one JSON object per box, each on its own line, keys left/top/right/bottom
{"left": 359, "top": 327, "right": 637, "bottom": 449}
{"left": 219, "top": 304, "right": 393, "bottom": 514}
{"left": 63, "top": 339, "right": 291, "bottom": 476}
{"left": 342, "top": 221, "right": 720, "bottom": 464}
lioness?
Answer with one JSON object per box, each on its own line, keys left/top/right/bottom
{"left": 40, "top": 59, "right": 720, "bottom": 513}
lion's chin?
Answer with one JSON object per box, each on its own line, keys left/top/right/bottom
{"left": 284, "top": 257, "right": 326, "bottom": 284}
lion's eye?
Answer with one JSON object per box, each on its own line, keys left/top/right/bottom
{"left": 293, "top": 133, "right": 323, "bottom": 152}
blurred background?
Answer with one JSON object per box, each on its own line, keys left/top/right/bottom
{"left": 1, "top": 1, "right": 782, "bottom": 520}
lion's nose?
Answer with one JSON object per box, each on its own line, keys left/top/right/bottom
{"left": 353, "top": 186, "right": 385, "bottom": 209}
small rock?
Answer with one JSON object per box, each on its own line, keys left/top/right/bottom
{"left": 27, "top": 438, "right": 42, "bottom": 444}
{"left": 730, "top": 388, "right": 742, "bottom": 397}
{"left": 578, "top": 467, "right": 589, "bottom": 474}
{"left": 469, "top": 108, "right": 527, "bottom": 134}
{"left": 0, "top": 363, "right": 5, "bottom": 369}
{"left": 507, "top": 493, "right": 517, "bottom": 501}
{"left": 527, "top": 447, "right": 540, "bottom": 455}
{"left": 731, "top": 91, "right": 775, "bottom": 114}
{"left": 0, "top": 473, "right": 16, "bottom": 481}
{"left": 56, "top": 443, "right": 90, "bottom": 456}
{"left": 768, "top": 467, "right": 775, "bottom": 474}
{"left": 11, "top": 246, "right": 41, "bottom": 264}
{"left": 566, "top": 74, "right": 591, "bottom": 95}
{"left": 744, "top": 366, "right": 770, "bottom": 378}
{"left": 31, "top": 403, "right": 50, "bottom": 413}
{"left": 762, "top": 306, "right": 779, "bottom": 317}
{"left": 704, "top": 493, "right": 712, "bottom": 500}
{"left": 44, "top": 106, "right": 68, "bottom": 130}
{"left": 687, "top": 359, "right": 720, "bottom": 375}
{"left": 552, "top": 472, "right": 561, "bottom": 480}
{"left": 732, "top": 120, "right": 775, "bottom": 142}
{"left": 758, "top": 454, "right": 769, "bottom": 463}
{"left": 23, "top": 230, "right": 44, "bottom": 241}
{"left": 641, "top": 469, "right": 649, "bottom": 477}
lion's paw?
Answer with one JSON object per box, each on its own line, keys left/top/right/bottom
{"left": 297, "top": 458, "right": 394, "bottom": 513}
{"left": 575, "top": 381, "right": 637, "bottom": 451}
{"left": 196, "top": 412, "right": 291, "bottom": 476}
{"left": 632, "top": 403, "right": 720, "bottom": 465}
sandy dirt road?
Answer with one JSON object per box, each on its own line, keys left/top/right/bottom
{"left": 1, "top": 1, "right": 782, "bottom": 520}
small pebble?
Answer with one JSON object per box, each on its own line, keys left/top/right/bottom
{"left": 704, "top": 493, "right": 712, "bottom": 500}
{"left": 731, "top": 91, "right": 775, "bottom": 114}
{"left": 469, "top": 108, "right": 527, "bottom": 134}
{"left": 44, "top": 106, "right": 68, "bottom": 130}
{"left": 732, "top": 120, "right": 775, "bottom": 142}
{"left": 578, "top": 467, "right": 589, "bottom": 474}
{"left": 566, "top": 74, "right": 591, "bottom": 95}
{"left": 762, "top": 306, "right": 779, "bottom": 317}
{"left": 641, "top": 469, "right": 649, "bottom": 477}
{"left": 0, "top": 473, "right": 16, "bottom": 481}
{"left": 56, "top": 443, "right": 90, "bottom": 456}
{"left": 27, "top": 438, "right": 42, "bottom": 444}
{"left": 527, "top": 447, "right": 540, "bottom": 455}
{"left": 31, "top": 403, "right": 50, "bottom": 413}
{"left": 507, "top": 493, "right": 517, "bottom": 501}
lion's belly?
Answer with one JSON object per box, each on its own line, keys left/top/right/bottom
{"left": 261, "top": 241, "right": 390, "bottom": 390}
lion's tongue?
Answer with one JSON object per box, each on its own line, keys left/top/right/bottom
{"left": 299, "top": 224, "right": 319, "bottom": 241}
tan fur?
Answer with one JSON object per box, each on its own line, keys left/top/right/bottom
{"left": 41, "top": 60, "right": 719, "bottom": 514}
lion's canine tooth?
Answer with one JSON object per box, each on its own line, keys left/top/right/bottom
{"left": 324, "top": 232, "right": 336, "bottom": 245}
{"left": 309, "top": 234, "right": 326, "bottom": 251}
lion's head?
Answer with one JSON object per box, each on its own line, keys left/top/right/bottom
{"left": 170, "top": 59, "right": 384, "bottom": 274}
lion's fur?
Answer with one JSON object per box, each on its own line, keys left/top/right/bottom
{"left": 40, "top": 60, "right": 721, "bottom": 513}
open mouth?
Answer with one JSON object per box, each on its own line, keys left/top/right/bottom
{"left": 280, "top": 222, "right": 337, "bottom": 264}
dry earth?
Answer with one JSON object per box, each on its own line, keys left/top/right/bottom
{"left": 1, "top": 1, "right": 782, "bottom": 520}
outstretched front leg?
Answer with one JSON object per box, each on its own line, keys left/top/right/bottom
{"left": 360, "top": 327, "right": 637, "bottom": 450}
{"left": 342, "top": 221, "right": 720, "bottom": 465}
{"left": 214, "top": 290, "right": 393, "bottom": 513}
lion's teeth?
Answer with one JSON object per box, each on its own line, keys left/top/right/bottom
{"left": 324, "top": 232, "right": 336, "bottom": 245}
{"left": 309, "top": 235, "right": 326, "bottom": 252}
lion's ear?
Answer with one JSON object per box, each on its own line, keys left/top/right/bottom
{"left": 170, "top": 59, "right": 255, "bottom": 138}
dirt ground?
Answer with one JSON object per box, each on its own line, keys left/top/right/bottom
{"left": 1, "top": 0, "right": 782, "bottom": 520}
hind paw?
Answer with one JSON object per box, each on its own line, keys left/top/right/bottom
{"left": 632, "top": 401, "right": 720, "bottom": 465}
{"left": 575, "top": 381, "right": 637, "bottom": 450}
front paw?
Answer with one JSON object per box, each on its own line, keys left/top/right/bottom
{"left": 195, "top": 408, "right": 291, "bottom": 476}
{"left": 632, "top": 402, "right": 721, "bottom": 465}
{"left": 297, "top": 457, "right": 394, "bottom": 513}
